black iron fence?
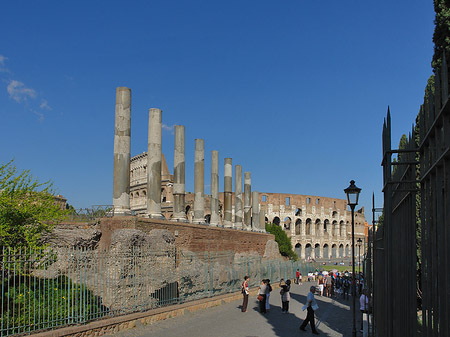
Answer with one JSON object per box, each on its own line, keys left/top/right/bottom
{"left": 377, "top": 55, "right": 450, "bottom": 337}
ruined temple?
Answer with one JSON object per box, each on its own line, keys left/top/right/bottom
{"left": 129, "top": 151, "right": 366, "bottom": 260}
{"left": 113, "top": 86, "right": 366, "bottom": 259}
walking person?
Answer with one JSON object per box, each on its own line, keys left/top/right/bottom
{"left": 359, "top": 289, "right": 369, "bottom": 332}
{"left": 280, "top": 279, "right": 291, "bottom": 313}
{"left": 343, "top": 277, "right": 350, "bottom": 300}
{"left": 241, "top": 276, "right": 250, "bottom": 312}
{"left": 300, "top": 286, "right": 320, "bottom": 335}
{"left": 258, "top": 279, "right": 267, "bottom": 314}
{"left": 265, "top": 279, "right": 272, "bottom": 312}
{"left": 317, "top": 272, "right": 324, "bottom": 296}
{"left": 296, "top": 269, "right": 300, "bottom": 284}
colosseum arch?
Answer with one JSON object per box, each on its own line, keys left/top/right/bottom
{"left": 314, "top": 243, "right": 320, "bottom": 258}
{"left": 332, "top": 210, "right": 338, "bottom": 218}
{"left": 273, "top": 216, "right": 280, "bottom": 226}
{"left": 205, "top": 214, "right": 211, "bottom": 223}
{"left": 324, "top": 219, "right": 330, "bottom": 232}
{"left": 339, "top": 244, "right": 344, "bottom": 258}
{"left": 295, "top": 219, "right": 302, "bottom": 235}
{"left": 295, "top": 243, "right": 302, "bottom": 258}
{"left": 340, "top": 220, "right": 345, "bottom": 236}
{"left": 295, "top": 208, "right": 302, "bottom": 216}
{"left": 323, "top": 244, "right": 329, "bottom": 259}
{"left": 305, "top": 244, "right": 312, "bottom": 258}
{"left": 332, "top": 220, "right": 338, "bottom": 236}
{"left": 284, "top": 217, "right": 291, "bottom": 230}
{"left": 306, "top": 218, "right": 312, "bottom": 235}
{"left": 315, "top": 219, "right": 321, "bottom": 234}
{"left": 345, "top": 244, "right": 350, "bottom": 257}
{"left": 331, "top": 244, "right": 337, "bottom": 258}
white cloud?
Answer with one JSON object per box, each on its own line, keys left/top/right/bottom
{"left": 40, "top": 99, "right": 51, "bottom": 110}
{"left": 0, "top": 54, "right": 9, "bottom": 73}
{"left": 7, "top": 80, "right": 37, "bottom": 102}
{"left": 162, "top": 123, "right": 175, "bottom": 133}
{"left": 31, "top": 109, "right": 44, "bottom": 122}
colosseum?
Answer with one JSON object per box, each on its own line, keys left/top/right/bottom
{"left": 129, "top": 152, "right": 367, "bottom": 261}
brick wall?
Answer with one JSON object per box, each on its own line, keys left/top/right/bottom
{"left": 99, "top": 217, "right": 273, "bottom": 255}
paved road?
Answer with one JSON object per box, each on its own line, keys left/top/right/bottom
{"left": 109, "top": 282, "right": 361, "bottom": 337}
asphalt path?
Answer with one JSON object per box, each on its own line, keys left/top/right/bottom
{"left": 109, "top": 282, "right": 359, "bottom": 337}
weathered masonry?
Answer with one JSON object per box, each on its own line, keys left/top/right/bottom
{"left": 129, "top": 152, "right": 366, "bottom": 258}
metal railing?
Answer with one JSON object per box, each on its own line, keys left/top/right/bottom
{"left": 377, "top": 53, "right": 450, "bottom": 337}
{"left": 1, "top": 246, "right": 313, "bottom": 336}
{"left": 65, "top": 205, "right": 120, "bottom": 222}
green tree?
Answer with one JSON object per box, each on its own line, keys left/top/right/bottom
{"left": 432, "top": 0, "right": 450, "bottom": 74}
{"left": 265, "top": 223, "right": 298, "bottom": 260}
{"left": 0, "top": 160, "right": 67, "bottom": 249}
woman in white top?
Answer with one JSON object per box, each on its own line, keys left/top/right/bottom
{"left": 359, "top": 289, "right": 369, "bottom": 332}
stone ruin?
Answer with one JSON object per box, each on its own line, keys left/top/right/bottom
{"left": 112, "top": 87, "right": 265, "bottom": 232}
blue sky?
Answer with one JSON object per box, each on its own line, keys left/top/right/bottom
{"left": 0, "top": 1, "right": 435, "bottom": 216}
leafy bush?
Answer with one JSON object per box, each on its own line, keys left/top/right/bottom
{"left": 1, "top": 275, "right": 106, "bottom": 335}
{"left": 265, "top": 223, "right": 298, "bottom": 261}
{"left": 0, "top": 160, "right": 67, "bottom": 250}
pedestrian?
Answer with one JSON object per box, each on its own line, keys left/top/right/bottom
{"left": 280, "top": 279, "right": 291, "bottom": 313}
{"left": 296, "top": 269, "right": 300, "bottom": 284}
{"left": 359, "top": 289, "right": 369, "bottom": 332}
{"left": 343, "top": 277, "right": 350, "bottom": 300}
{"left": 300, "top": 286, "right": 320, "bottom": 335}
{"left": 328, "top": 274, "right": 335, "bottom": 298}
{"left": 241, "top": 276, "right": 250, "bottom": 312}
{"left": 265, "top": 279, "right": 272, "bottom": 312}
{"left": 317, "top": 272, "right": 324, "bottom": 296}
{"left": 299, "top": 271, "right": 303, "bottom": 285}
{"left": 335, "top": 275, "right": 342, "bottom": 298}
{"left": 258, "top": 280, "right": 267, "bottom": 314}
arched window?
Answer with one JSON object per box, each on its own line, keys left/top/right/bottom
{"left": 306, "top": 218, "right": 312, "bottom": 235}
{"left": 295, "top": 219, "right": 302, "bottom": 235}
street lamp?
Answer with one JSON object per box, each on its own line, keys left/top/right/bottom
{"left": 357, "top": 238, "right": 363, "bottom": 276}
{"left": 344, "top": 180, "right": 361, "bottom": 337}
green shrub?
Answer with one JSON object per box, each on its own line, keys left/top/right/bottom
{"left": 265, "top": 223, "right": 298, "bottom": 261}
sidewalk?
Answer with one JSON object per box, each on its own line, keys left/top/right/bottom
{"left": 109, "top": 282, "right": 359, "bottom": 337}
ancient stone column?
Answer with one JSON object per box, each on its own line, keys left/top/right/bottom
{"left": 210, "top": 150, "right": 220, "bottom": 226}
{"left": 193, "top": 139, "right": 205, "bottom": 224}
{"left": 243, "top": 172, "right": 251, "bottom": 230}
{"left": 252, "top": 191, "right": 259, "bottom": 231}
{"left": 259, "top": 205, "right": 266, "bottom": 232}
{"left": 146, "top": 108, "right": 163, "bottom": 218}
{"left": 234, "top": 165, "right": 243, "bottom": 229}
{"left": 113, "top": 87, "right": 131, "bottom": 215}
{"left": 172, "top": 125, "right": 186, "bottom": 221}
{"left": 223, "top": 158, "right": 233, "bottom": 228}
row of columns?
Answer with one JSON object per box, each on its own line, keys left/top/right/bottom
{"left": 112, "top": 87, "right": 265, "bottom": 232}
{"left": 297, "top": 244, "right": 353, "bottom": 260}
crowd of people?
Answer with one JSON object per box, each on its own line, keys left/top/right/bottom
{"left": 241, "top": 268, "right": 369, "bottom": 335}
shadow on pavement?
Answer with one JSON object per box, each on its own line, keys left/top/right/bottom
{"left": 253, "top": 286, "right": 354, "bottom": 337}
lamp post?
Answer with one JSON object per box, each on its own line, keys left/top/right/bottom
{"left": 357, "top": 238, "right": 362, "bottom": 275}
{"left": 344, "top": 180, "right": 361, "bottom": 337}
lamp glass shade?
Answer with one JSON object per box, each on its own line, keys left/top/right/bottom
{"left": 344, "top": 180, "right": 361, "bottom": 207}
